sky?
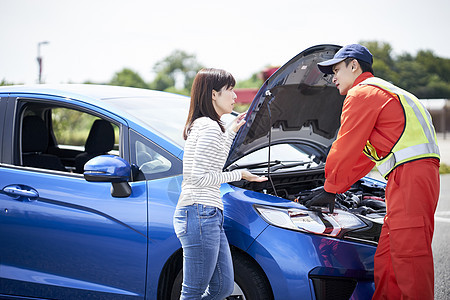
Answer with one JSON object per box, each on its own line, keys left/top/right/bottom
{"left": 1, "top": 0, "right": 449, "bottom": 85}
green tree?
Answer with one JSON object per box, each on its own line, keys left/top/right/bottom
{"left": 150, "top": 72, "right": 175, "bottom": 92}
{"left": 149, "top": 50, "right": 203, "bottom": 95}
{"left": 109, "top": 68, "right": 148, "bottom": 89}
{"left": 362, "top": 41, "right": 395, "bottom": 66}
{"left": 413, "top": 50, "right": 450, "bottom": 98}
{"left": 104, "top": 44, "right": 450, "bottom": 99}
{"left": 395, "top": 54, "right": 429, "bottom": 95}
{"left": 394, "top": 51, "right": 450, "bottom": 98}
{"left": 361, "top": 41, "right": 450, "bottom": 99}
{"left": 235, "top": 72, "right": 263, "bottom": 89}
{"left": 0, "top": 79, "right": 15, "bottom": 86}
{"left": 361, "top": 41, "right": 398, "bottom": 83}
{"left": 416, "top": 50, "right": 450, "bottom": 82}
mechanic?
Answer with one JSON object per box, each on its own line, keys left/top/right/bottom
{"left": 307, "top": 44, "right": 440, "bottom": 299}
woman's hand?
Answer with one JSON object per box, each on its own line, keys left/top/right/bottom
{"left": 241, "top": 170, "right": 268, "bottom": 182}
{"left": 230, "top": 113, "right": 247, "bottom": 133}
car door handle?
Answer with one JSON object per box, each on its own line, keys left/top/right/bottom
{"left": 2, "top": 185, "right": 39, "bottom": 200}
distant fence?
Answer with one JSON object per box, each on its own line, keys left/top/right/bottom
{"left": 421, "top": 99, "right": 449, "bottom": 138}
{"left": 233, "top": 95, "right": 449, "bottom": 137}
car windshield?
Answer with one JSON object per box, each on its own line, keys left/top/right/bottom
{"left": 228, "top": 143, "right": 321, "bottom": 172}
{"left": 105, "top": 95, "right": 190, "bottom": 146}
{"left": 105, "top": 95, "right": 238, "bottom": 148}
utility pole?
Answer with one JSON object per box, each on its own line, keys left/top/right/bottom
{"left": 37, "top": 41, "right": 49, "bottom": 84}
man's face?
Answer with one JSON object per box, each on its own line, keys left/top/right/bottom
{"left": 332, "top": 59, "right": 358, "bottom": 95}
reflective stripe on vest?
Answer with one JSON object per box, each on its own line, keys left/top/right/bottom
{"left": 359, "top": 77, "right": 440, "bottom": 178}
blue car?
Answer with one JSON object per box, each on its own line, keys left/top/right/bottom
{"left": 0, "top": 45, "right": 386, "bottom": 300}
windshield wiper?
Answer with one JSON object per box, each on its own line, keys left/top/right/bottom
{"left": 226, "top": 160, "right": 282, "bottom": 171}
{"left": 268, "top": 161, "right": 310, "bottom": 172}
{"left": 227, "top": 160, "right": 310, "bottom": 172}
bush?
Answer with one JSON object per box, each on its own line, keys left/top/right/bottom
{"left": 439, "top": 163, "right": 450, "bottom": 174}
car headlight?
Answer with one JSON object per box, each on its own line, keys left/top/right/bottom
{"left": 254, "top": 205, "right": 367, "bottom": 237}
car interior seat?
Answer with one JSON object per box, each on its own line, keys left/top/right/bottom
{"left": 22, "top": 115, "right": 66, "bottom": 171}
{"left": 74, "top": 119, "right": 115, "bottom": 173}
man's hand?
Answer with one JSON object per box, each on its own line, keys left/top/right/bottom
{"left": 304, "top": 187, "right": 336, "bottom": 213}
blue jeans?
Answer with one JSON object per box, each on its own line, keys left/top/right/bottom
{"left": 173, "top": 204, "right": 234, "bottom": 300}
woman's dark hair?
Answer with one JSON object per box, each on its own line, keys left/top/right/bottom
{"left": 183, "top": 68, "right": 236, "bottom": 140}
{"left": 344, "top": 57, "right": 374, "bottom": 74}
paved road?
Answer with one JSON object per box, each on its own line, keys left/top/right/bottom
{"left": 434, "top": 134, "right": 450, "bottom": 300}
{"left": 437, "top": 133, "right": 450, "bottom": 166}
{"left": 364, "top": 173, "right": 450, "bottom": 299}
{"left": 433, "top": 173, "right": 450, "bottom": 300}
{"left": 368, "top": 134, "right": 450, "bottom": 299}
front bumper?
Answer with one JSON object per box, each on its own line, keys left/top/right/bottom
{"left": 247, "top": 224, "right": 376, "bottom": 300}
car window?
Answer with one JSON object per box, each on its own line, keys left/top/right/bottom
{"left": 51, "top": 107, "right": 120, "bottom": 155}
{"left": 104, "top": 96, "right": 238, "bottom": 148}
{"left": 0, "top": 97, "right": 7, "bottom": 146}
{"left": 104, "top": 95, "right": 189, "bottom": 147}
{"left": 17, "top": 101, "right": 120, "bottom": 174}
{"left": 130, "top": 129, "right": 182, "bottom": 180}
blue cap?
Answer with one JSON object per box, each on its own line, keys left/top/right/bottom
{"left": 317, "top": 44, "right": 373, "bottom": 74}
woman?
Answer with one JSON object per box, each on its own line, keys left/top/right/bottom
{"left": 173, "top": 68, "right": 267, "bottom": 299}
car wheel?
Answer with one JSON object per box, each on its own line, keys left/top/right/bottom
{"left": 170, "top": 268, "right": 183, "bottom": 300}
{"left": 170, "top": 254, "right": 273, "bottom": 300}
{"left": 231, "top": 253, "right": 273, "bottom": 300}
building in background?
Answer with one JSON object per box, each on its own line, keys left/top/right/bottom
{"left": 235, "top": 67, "right": 279, "bottom": 104}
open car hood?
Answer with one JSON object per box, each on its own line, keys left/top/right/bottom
{"left": 226, "top": 44, "right": 344, "bottom": 167}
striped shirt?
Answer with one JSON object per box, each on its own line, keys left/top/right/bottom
{"left": 177, "top": 117, "right": 242, "bottom": 210}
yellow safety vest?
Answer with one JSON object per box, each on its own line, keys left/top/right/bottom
{"left": 360, "top": 77, "right": 440, "bottom": 179}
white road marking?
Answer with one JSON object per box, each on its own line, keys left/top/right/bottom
{"left": 435, "top": 217, "right": 450, "bottom": 223}
{"left": 435, "top": 211, "right": 450, "bottom": 223}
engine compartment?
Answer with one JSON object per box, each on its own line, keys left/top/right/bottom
{"left": 231, "top": 170, "right": 386, "bottom": 229}
{"left": 231, "top": 171, "right": 386, "bottom": 244}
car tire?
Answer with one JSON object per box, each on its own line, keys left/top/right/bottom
{"left": 170, "top": 253, "right": 273, "bottom": 300}
{"left": 170, "top": 268, "right": 183, "bottom": 300}
{"left": 231, "top": 253, "right": 273, "bottom": 300}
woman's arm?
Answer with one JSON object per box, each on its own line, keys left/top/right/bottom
{"left": 190, "top": 124, "right": 242, "bottom": 187}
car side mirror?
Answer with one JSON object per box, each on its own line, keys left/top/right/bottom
{"left": 84, "top": 155, "right": 132, "bottom": 198}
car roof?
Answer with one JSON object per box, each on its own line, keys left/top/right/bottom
{"left": 0, "top": 84, "right": 180, "bottom": 104}
{"left": 0, "top": 84, "right": 188, "bottom": 156}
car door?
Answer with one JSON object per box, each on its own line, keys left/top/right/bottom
{"left": 126, "top": 129, "right": 184, "bottom": 299}
{"left": 0, "top": 95, "right": 148, "bottom": 299}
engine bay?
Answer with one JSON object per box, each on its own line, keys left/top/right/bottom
{"left": 231, "top": 172, "right": 386, "bottom": 244}
{"left": 232, "top": 171, "right": 386, "bottom": 219}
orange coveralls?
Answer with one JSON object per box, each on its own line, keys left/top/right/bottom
{"left": 324, "top": 72, "right": 440, "bottom": 299}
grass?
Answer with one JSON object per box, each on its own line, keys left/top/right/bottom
{"left": 234, "top": 103, "right": 251, "bottom": 113}
{"left": 440, "top": 163, "right": 450, "bottom": 174}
